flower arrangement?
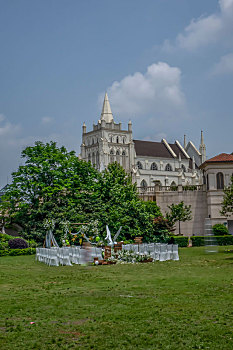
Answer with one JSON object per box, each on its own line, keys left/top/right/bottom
{"left": 109, "top": 250, "right": 153, "bottom": 264}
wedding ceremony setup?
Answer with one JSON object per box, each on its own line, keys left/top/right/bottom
{"left": 35, "top": 242, "right": 179, "bottom": 267}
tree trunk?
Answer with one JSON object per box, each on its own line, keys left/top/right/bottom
{"left": 179, "top": 220, "right": 181, "bottom": 235}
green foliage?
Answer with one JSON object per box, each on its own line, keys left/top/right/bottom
{"left": 166, "top": 201, "right": 192, "bottom": 235}
{"left": 221, "top": 175, "right": 233, "bottom": 216}
{"left": 191, "top": 235, "right": 233, "bottom": 246}
{"left": 212, "top": 224, "right": 228, "bottom": 236}
{"left": 169, "top": 236, "right": 189, "bottom": 247}
{"left": 0, "top": 248, "right": 36, "bottom": 256}
{"left": 190, "top": 236, "right": 205, "bottom": 247}
{"left": 0, "top": 143, "right": 163, "bottom": 244}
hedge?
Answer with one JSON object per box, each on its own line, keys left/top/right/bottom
{"left": 191, "top": 235, "right": 233, "bottom": 247}
{"left": 169, "top": 236, "right": 189, "bottom": 247}
{"left": 0, "top": 248, "right": 36, "bottom": 257}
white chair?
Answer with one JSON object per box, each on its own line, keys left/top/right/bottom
{"left": 159, "top": 244, "right": 168, "bottom": 262}
{"left": 172, "top": 244, "right": 179, "bottom": 261}
{"left": 71, "top": 246, "right": 79, "bottom": 264}
{"left": 48, "top": 248, "right": 59, "bottom": 266}
{"left": 60, "top": 247, "right": 72, "bottom": 266}
{"left": 167, "top": 244, "right": 173, "bottom": 260}
{"left": 154, "top": 244, "right": 160, "bottom": 261}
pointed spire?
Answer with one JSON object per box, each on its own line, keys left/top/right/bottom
{"left": 201, "top": 130, "right": 204, "bottom": 145}
{"left": 199, "top": 130, "right": 206, "bottom": 164}
{"left": 184, "top": 134, "right": 187, "bottom": 149}
{"left": 100, "top": 92, "right": 114, "bottom": 123}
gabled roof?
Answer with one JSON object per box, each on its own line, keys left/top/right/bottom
{"left": 133, "top": 139, "right": 189, "bottom": 159}
{"left": 200, "top": 153, "right": 233, "bottom": 168}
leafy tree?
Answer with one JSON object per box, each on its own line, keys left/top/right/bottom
{"left": 1, "top": 144, "right": 163, "bottom": 244}
{"left": 166, "top": 201, "right": 192, "bottom": 235}
{"left": 97, "top": 163, "right": 162, "bottom": 241}
{"left": 1, "top": 141, "right": 101, "bottom": 243}
{"left": 221, "top": 175, "right": 233, "bottom": 217}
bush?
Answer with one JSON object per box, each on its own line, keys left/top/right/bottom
{"left": 0, "top": 248, "right": 36, "bottom": 257}
{"left": 191, "top": 236, "right": 205, "bottom": 247}
{"left": 191, "top": 235, "right": 233, "bottom": 247}
{"left": 169, "top": 236, "right": 189, "bottom": 247}
{"left": 8, "top": 238, "right": 28, "bottom": 249}
{"left": 212, "top": 224, "right": 228, "bottom": 236}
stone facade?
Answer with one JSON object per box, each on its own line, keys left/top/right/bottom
{"left": 80, "top": 93, "right": 205, "bottom": 187}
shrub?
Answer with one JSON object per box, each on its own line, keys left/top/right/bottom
{"left": 191, "top": 235, "right": 233, "bottom": 246}
{"left": 0, "top": 248, "right": 36, "bottom": 257}
{"left": 8, "top": 238, "right": 28, "bottom": 249}
{"left": 212, "top": 224, "right": 228, "bottom": 236}
{"left": 191, "top": 236, "right": 205, "bottom": 247}
{"left": 169, "top": 236, "right": 189, "bottom": 247}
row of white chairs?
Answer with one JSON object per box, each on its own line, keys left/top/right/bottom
{"left": 36, "top": 246, "right": 103, "bottom": 266}
{"left": 122, "top": 243, "right": 179, "bottom": 261}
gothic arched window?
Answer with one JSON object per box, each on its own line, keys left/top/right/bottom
{"left": 110, "top": 149, "right": 114, "bottom": 163}
{"left": 137, "top": 161, "right": 143, "bottom": 170}
{"left": 122, "top": 150, "right": 126, "bottom": 169}
{"left": 96, "top": 151, "right": 99, "bottom": 167}
{"left": 140, "top": 179, "right": 147, "bottom": 191}
{"left": 92, "top": 152, "right": 95, "bottom": 166}
{"left": 123, "top": 138, "right": 125, "bottom": 144}
{"left": 116, "top": 149, "right": 120, "bottom": 163}
{"left": 151, "top": 162, "right": 158, "bottom": 170}
{"left": 116, "top": 136, "right": 119, "bottom": 144}
{"left": 88, "top": 154, "right": 91, "bottom": 162}
{"left": 181, "top": 164, "right": 186, "bottom": 172}
{"left": 216, "top": 172, "right": 224, "bottom": 189}
{"left": 165, "top": 163, "right": 172, "bottom": 171}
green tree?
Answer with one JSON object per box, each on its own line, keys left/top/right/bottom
{"left": 1, "top": 144, "right": 163, "bottom": 244}
{"left": 1, "top": 141, "right": 101, "bottom": 243}
{"left": 166, "top": 201, "right": 192, "bottom": 235}
{"left": 220, "top": 175, "right": 233, "bottom": 217}
{"left": 98, "top": 162, "right": 162, "bottom": 241}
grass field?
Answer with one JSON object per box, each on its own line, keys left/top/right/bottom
{"left": 0, "top": 247, "right": 233, "bottom": 350}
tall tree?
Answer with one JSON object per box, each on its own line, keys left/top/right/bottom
{"left": 221, "top": 175, "right": 233, "bottom": 216}
{"left": 166, "top": 201, "right": 192, "bottom": 235}
{"left": 1, "top": 141, "right": 101, "bottom": 242}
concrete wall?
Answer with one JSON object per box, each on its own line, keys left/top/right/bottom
{"left": 139, "top": 189, "right": 208, "bottom": 236}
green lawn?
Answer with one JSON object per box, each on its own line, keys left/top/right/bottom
{"left": 0, "top": 247, "right": 233, "bottom": 350}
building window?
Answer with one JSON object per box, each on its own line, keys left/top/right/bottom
{"left": 123, "top": 138, "right": 125, "bottom": 144}
{"left": 110, "top": 136, "right": 113, "bottom": 143}
{"left": 165, "top": 163, "right": 172, "bottom": 171}
{"left": 137, "top": 161, "right": 143, "bottom": 170}
{"left": 116, "top": 150, "right": 120, "bottom": 163}
{"left": 96, "top": 151, "right": 99, "bottom": 167}
{"left": 122, "top": 151, "right": 126, "bottom": 169}
{"left": 110, "top": 149, "right": 114, "bottom": 163}
{"left": 181, "top": 164, "right": 186, "bottom": 172}
{"left": 216, "top": 172, "right": 224, "bottom": 189}
{"left": 141, "top": 179, "right": 147, "bottom": 191}
{"left": 151, "top": 162, "right": 157, "bottom": 170}
{"left": 207, "top": 174, "right": 209, "bottom": 190}
{"left": 92, "top": 152, "right": 95, "bottom": 166}
{"left": 88, "top": 154, "right": 91, "bottom": 162}
{"left": 116, "top": 136, "right": 119, "bottom": 143}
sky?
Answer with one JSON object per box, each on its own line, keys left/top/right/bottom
{"left": 0, "top": 0, "right": 233, "bottom": 188}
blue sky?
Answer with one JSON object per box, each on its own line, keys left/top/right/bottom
{"left": 0, "top": 0, "right": 233, "bottom": 187}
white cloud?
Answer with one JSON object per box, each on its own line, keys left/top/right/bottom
{"left": 212, "top": 53, "right": 233, "bottom": 75}
{"left": 164, "top": 0, "right": 233, "bottom": 51}
{"left": 100, "top": 62, "right": 186, "bottom": 120}
{"left": 41, "top": 116, "right": 54, "bottom": 124}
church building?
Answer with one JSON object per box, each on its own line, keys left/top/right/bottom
{"left": 80, "top": 93, "right": 206, "bottom": 188}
